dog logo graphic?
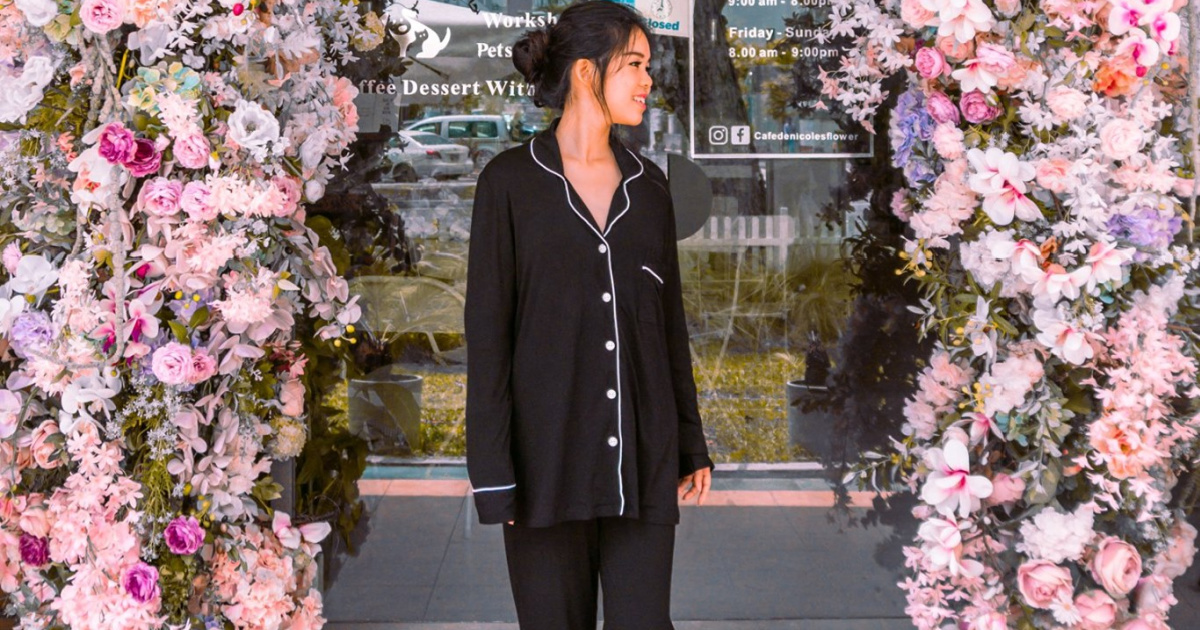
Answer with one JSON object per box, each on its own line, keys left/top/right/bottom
{"left": 385, "top": 3, "right": 451, "bottom": 59}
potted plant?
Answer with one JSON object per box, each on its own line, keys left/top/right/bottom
{"left": 785, "top": 332, "right": 834, "bottom": 460}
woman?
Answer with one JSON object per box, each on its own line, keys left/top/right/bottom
{"left": 465, "top": 2, "right": 713, "bottom": 628}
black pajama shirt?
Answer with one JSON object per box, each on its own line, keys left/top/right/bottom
{"left": 465, "top": 123, "right": 714, "bottom": 529}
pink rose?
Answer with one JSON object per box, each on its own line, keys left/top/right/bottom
{"left": 173, "top": 133, "right": 211, "bottom": 170}
{"left": 180, "top": 181, "right": 217, "bottom": 222}
{"left": 18, "top": 495, "right": 49, "bottom": 538}
{"left": 280, "top": 378, "right": 305, "bottom": 417}
{"left": 1157, "top": 520, "right": 1196, "bottom": 578}
{"left": 1036, "top": 158, "right": 1074, "bottom": 193}
{"left": 188, "top": 350, "right": 216, "bottom": 384}
{"left": 968, "top": 612, "right": 1006, "bottom": 630}
{"left": 151, "top": 342, "right": 194, "bottom": 386}
{"left": 137, "top": 177, "right": 183, "bottom": 217}
{"left": 1091, "top": 535, "right": 1142, "bottom": 596}
{"left": 914, "top": 48, "right": 947, "bottom": 79}
{"left": 273, "top": 176, "right": 302, "bottom": 215}
{"left": 163, "top": 516, "right": 204, "bottom": 555}
{"left": 1100, "top": 119, "right": 1145, "bottom": 161}
{"left": 900, "top": 0, "right": 936, "bottom": 28}
{"left": 123, "top": 561, "right": 160, "bottom": 604}
{"left": 974, "top": 43, "right": 1016, "bottom": 75}
{"left": 1135, "top": 573, "right": 1172, "bottom": 613}
{"left": 98, "top": 122, "right": 136, "bottom": 164}
{"left": 1017, "top": 559, "right": 1073, "bottom": 609}
{"left": 1123, "top": 618, "right": 1159, "bottom": 630}
{"left": 925, "top": 91, "right": 961, "bottom": 124}
{"left": 80, "top": 0, "right": 124, "bottom": 34}
{"left": 984, "top": 472, "right": 1024, "bottom": 505}
{"left": 126, "top": 138, "right": 161, "bottom": 178}
{"left": 28, "top": 421, "right": 60, "bottom": 470}
{"left": 936, "top": 35, "right": 975, "bottom": 61}
{"left": 960, "top": 91, "right": 1001, "bottom": 124}
{"left": 1075, "top": 591, "right": 1118, "bottom": 630}
{"left": 1046, "top": 86, "right": 1088, "bottom": 121}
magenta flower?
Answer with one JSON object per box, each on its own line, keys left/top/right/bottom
{"left": 126, "top": 138, "right": 162, "bottom": 178}
{"left": 98, "top": 122, "right": 136, "bottom": 164}
{"left": 123, "top": 561, "right": 161, "bottom": 603}
{"left": 164, "top": 515, "right": 205, "bottom": 555}
{"left": 19, "top": 534, "right": 49, "bottom": 567}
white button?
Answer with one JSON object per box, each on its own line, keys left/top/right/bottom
{"left": 606, "top": 389, "right": 616, "bottom": 399}
{"left": 599, "top": 244, "right": 608, "bottom": 254}
{"left": 605, "top": 341, "right": 615, "bottom": 351}
{"left": 602, "top": 292, "right": 612, "bottom": 303}
{"left": 607, "top": 437, "right": 619, "bottom": 447}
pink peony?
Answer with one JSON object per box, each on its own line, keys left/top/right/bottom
{"left": 1091, "top": 536, "right": 1142, "bottom": 596}
{"left": 173, "top": 133, "right": 211, "bottom": 170}
{"left": 974, "top": 42, "right": 1016, "bottom": 76}
{"left": 984, "top": 472, "right": 1024, "bottom": 505}
{"left": 1046, "top": 86, "right": 1088, "bottom": 121}
{"left": 900, "top": 0, "right": 936, "bottom": 28}
{"left": 189, "top": 350, "right": 217, "bottom": 384}
{"left": 914, "top": 47, "right": 947, "bottom": 79}
{"left": 1100, "top": 119, "right": 1145, "bottom": 161}
{"left": 936, "top": 35, "right": 975, "bottom": 61}
{"left": 180, "top": 181, "right": 217, "bottom": 222}
{"left": 1035, "top": 158, "right": 1074, "bottom": 193}
{"left": 137, "top": 177, "right": 183, "bottom": 217}
{"left": 1075, "top": 590, "right": 1118, "bottom": 630}
{"left": 1017, "top": 559, "right": 1073, "bottom": 609}
{"left": 925, "top": 91, "right": 961, "bottom": 124}
{"left": 123, "top": 561, "right": 160, "bottom": 603}
{"left": 151, "top": 342, "right": 193, "bottom": 386}
{"left": 960, "top": 91, "right": 1001, "bottom": 124}
{"left": 79, "top": 0, "right": 124, "bottom": 34}
{"left": 163, "top": 516, "right": 204, "bottom": 555}
{"left": 126, "top": 138, "right": 161, "bottom": 177}
{"left": 98, "top": 122, "right": 136, "bottom": 164}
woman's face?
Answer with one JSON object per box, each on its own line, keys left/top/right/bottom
{"left": 601, "top": 28, "right": 653, "bottom": 126}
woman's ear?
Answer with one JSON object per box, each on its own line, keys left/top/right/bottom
{"left": 569, "top": 58, "right": 598, "bottom": 96}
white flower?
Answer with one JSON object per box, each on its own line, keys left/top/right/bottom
{"left": 7, "top": 255, "right": 57, "bottom": 296}
{"left": 299, "top": 129, "right": 329, "bottom": 170}
{"left": 0, "top": 390, "right": 21, "bottom": 439}
{"left": 979, "top": 354, "right": 1043, "bottom": 416}
{"left": 921, "top": 438, "right": 994, "bottom": 517}
{"left": 921, "top": 0, "right": 995, "bottom": 43}
{"left": 227, "top": 100, "right": 281, "bottom": 157}
{"left": 0, "top": 295, "right": 25, "bottom": 336}
{"left": 14, "top": 0, "right": 58, "bottom": 26}
{"left": 0, "top": 56, "right": 57, "bottom": 124}
{"left": 1033, "top": 263, "right": 1092, "bottom": 302}
{"left": 918, "top": 516, "right": 985, "bottom": 576}
{"left": 1033, "top": 308, "right": 1094, "bottom": 365}
{"left": 1017, "top": 505, "right": 1096, "bottom": 563}
{"left": 968, "top": 148, "right": 1040, "bottom": 225}
{"left": 126, "top": 21, "right": 174, "bottom": 65}
{"left": 68, "top": 145, "right": 127, "bottom": 209}
{"left": 1086, "top": 241, "right": 1132, "bottom": 289}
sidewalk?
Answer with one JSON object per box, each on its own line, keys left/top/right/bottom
{"left": 323, "top": 465, "right": 1200, "bottom": 629}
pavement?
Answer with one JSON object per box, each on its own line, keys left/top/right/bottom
{"left": 322, "top": 463, "right": 1200, "bottom": 630}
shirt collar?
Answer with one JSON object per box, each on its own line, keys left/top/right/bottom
{"left": 530, "top": 118, "right": 644, "bottom": 181}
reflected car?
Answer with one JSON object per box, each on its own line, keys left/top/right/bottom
{"left": 383, "top": 131, "right": 474, "bottom": 182}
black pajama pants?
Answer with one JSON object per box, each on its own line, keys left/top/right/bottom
{"left": 502, "top": 517, "right": 676, "bottom": 630}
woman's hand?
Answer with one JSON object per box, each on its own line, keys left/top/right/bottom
{"left": 678, "top": 466, "right": 712, "bottom": 506}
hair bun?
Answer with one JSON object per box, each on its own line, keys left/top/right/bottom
{"left": 513, "top": 29, "right": 550, "bottom": 86}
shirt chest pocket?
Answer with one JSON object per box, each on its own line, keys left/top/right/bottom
{"left": 638, "top": 262, "right": 666, "bottom": 324}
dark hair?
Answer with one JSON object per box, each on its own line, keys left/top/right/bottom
{"left": 512, "top": 1, "right": 651, "bottom": 110}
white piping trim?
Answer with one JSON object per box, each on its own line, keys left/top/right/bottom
{"left": 473, "top": 484, "right": 516, "bottom": 493}
{"left": 602, "top": 148, "right": 645, "bottom": 237}
{"left": 529, "top": 142, "right": 627, "bottom": 517}
{"left": 641, "top": 265, "right": 664, "bottom": 285}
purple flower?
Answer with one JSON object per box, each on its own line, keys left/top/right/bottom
{"left": 163, "top": 515, "right": 204, "bottom": 555}
{"left": 126, "top": 138, "right": 162, "bottom": 178}
{"left": 1106, "top": 205, "right": 1182, "bottom": 261}
{"left": 19, "top": 534, "right": 49, "bottom": 567}
{"left": 889, "top": 89, "right": 936, "bottom": 170}
{"left": 98, "top": 122, "right": 136, "bottom": 164}
{"left": 123, "top": 561, "right": 161, "bottom": 604}
{"left": 169, "top": 288, "right": 214, "bottom": 323}
{"left": 8, "top": 311, "right": 54, "bottom": 358}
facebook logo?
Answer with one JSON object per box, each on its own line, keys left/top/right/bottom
{"left": 731, "top": 126, "right": 751, "bottom": 145}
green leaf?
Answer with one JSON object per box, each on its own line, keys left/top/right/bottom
{"left": 168, "top": 321, "right": 189, "bottom": 343}
{"left": 189, "top": 306, "right": 210, "bottom": 328}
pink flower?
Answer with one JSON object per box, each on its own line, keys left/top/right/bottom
{"left": 1090, "top": 536, "right": 1142, "bottom": 596}
{"left": 960, "top": 90, "right": 1001, "bottom": 124}
{"left": 1, "top": 242, "right": 20, "bottom": 275}
{"left": 985, "top": 472, "right": 1024, "bottom": 505}
{"left": 189, "top": 350, "right": 217, "bottom": 384}
{"left": 272, "top": 511, "right": 332, "bottom": 551}
{"left": 1100, "top": 119, "right": 1145, "bottom": 161}
{"left": 137, "top": 177, "right": 183, "bottom": 217}
{"left": 18, "top": 534, "right": 49, "bottom": 567}
{"left": 126, "top": 138, "right": 161, "bottom": 177}
{"left": 1034, "top": 309, "right": 1094, "bottom": 365}
{"left": 993, "top": 0, "right": 1019, "bottom": 16}
{"left": 1046, "top": 86, "right": 1088, "bottom": 121}
{"left": 1075, "top": 590, "right": 1118, "bottom": 630}
{"left": 1016, "top": 559, "right": 1073, "bottom": 609}
{"left": 0, "top": 389, "right": 20, "bottom": 439}
{"left": 932, "top": 123, "right": 964, "bottom": 159}
{"left": 180, "top": 181, "right": 217, "bottom": 222}
{"left": 901, "top": 0, "right": 937, "bottom": 29}
{"left": 280, "top": 378, "right": 305, "bottom": 417}
{"left": 1123, "top": 620, "right": 1157, "bottom": 630}
{"left": 974, "top": 42, "right": 1016, "bottom": 75}
{"left": 173, "top": 133, "right": 211, "bottom": 170}
{"left": 1033, "top": 263, "right": 1092, "bottom": 301}
{"left": 151, "top": 342, "right": 194, "bottom": 386}
{"left": 164, "top": 515, "right": 204, "bottom": 555}
{"left": 98, "top": 122, "right": 136, "bottom": 164}
{"left": 28, "top": 420, "right": 60, "bottom": 470}
{"left": 968, "top": 612, "right": 1006, "bottom": 630}
{"left": 1086, "top": 241, "right": 1131, "bottom": 288}
{"left": 1035, "top": 158, "right": 1074, "bottom": 193}
{"left": 967, "top": 147, "right": 1039, "bottom": 225}
{"left": 1158, "top": 520, "right": 1197, "bottom": 578}
{"left": 123, "top": 561, "right": 160, "bottom": 603}
{"left": 925, "top": 91, "right": 960, "bottom": 124}
{"left": 920, "top": 439, "right": 993, "bottom": 517}
{"left": 79, "top": 0, "right": 124, "bottom": 34}
{"left": 914, "top": 48, "right": 947, "bottom": 78}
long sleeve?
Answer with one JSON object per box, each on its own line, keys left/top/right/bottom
{"left": 465, "top": 172, "right": 518, "bottom": 524}
{"left": 661, "top": 202, "right": 715, "bottom": 479}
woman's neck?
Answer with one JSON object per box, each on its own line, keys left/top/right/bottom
{"left": 556, "top": 106, "right": 612, "bottom": 164}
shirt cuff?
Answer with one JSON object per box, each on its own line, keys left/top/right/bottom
{"left": 679, "top": 453, "right": 714, "bottom": 479}
{"left": 472, "top": 485, "right": 517, "bottom": 524}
